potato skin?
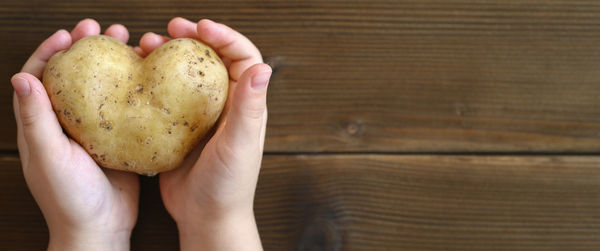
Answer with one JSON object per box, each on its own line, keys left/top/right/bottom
{"left": 43, "top": 35, "right": 228, "bottom": 175}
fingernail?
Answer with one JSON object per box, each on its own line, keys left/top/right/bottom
{"left": 12, "top": 77, "right": 31, "bottom": 97}
{"left": 251, "top": 71, "right": 271, "bottom": 91}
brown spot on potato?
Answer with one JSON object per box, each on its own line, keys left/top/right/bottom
{"left": 91, "top": 153, "right": 98, "bottom": 159}
{"left": 198, "top": 56, "right": 204, "bottom": 62}
{"left": 172, "top": 121, "right": 178, "bottom": 126}
{"left": 124, "top": 161, "right": 129, "bottom": 166}
{"left": 205, "top": 50, "right": 211, "bottom": 58}
{"left": 136, "top": 85, "right": 144, "bottom": 93}
{"left": 190, "top": 124, "right": 198, "bottom": 132}
{"left": 198, "top": 70, "right": 205, "bottom": 76}
{"left": 127, "top": 92, "right": 138, "bottom": 106}
{"left": 76, "top": 118, "right": 81, "bottom": 123}
{"left": 56, "top": 90, "right": 62, "bottom": 95}
{"left": 63, "top": 109, "right": 72, "bottom": 119}
{"left": 184, "top": 121, "right": 189, "bottom": 126}
{"left": 151, "top": 155, "right": 157, "bottom": 162}
{"left": 100, "top": 120, "right": 113, "bottom": 131}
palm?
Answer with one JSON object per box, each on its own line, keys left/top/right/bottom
{"left": 18, "top": 75, "right": 139, "bottom": 235}
{"left": 159, "top": 101, "right": 244, "bottom": 220}
{"left": 65, "top": 141, "right": 139, "bottom": 230}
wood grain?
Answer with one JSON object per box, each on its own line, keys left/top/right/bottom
{"left": 2, "top": 155, "right": 600, "bottom": 250}
{"left": 1, "top": 0, "right": 599, "bottom": 152}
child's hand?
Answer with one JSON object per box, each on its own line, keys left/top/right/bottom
{"left": 11, "top": 19, "right": 139, "bottom": 251}
{"left": 136, "top": 17, "right": 270, "bottom": 250}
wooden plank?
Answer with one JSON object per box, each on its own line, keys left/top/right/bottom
{"left": 2, "top": 154, "right": 600, "bottom": 250}
{"left": 1, "top": 0, "right": 599, "bottom": 153}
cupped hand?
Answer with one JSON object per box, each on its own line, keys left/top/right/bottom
{"left": 137, "top": 17, "right": 271, "bottom": 251}
{"left": 12, "top": 19, "right": 139, "bottom": 251}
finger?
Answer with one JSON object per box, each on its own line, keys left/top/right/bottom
{"left": 21, "top": 29, "right": 72, "bottom": 78}
{"left": 133, "top": 46, "right": 146, "bottom": 57}
{"left": 11, "top": 73, "right": 67, "bottom": 153}
{"left": 259, "top": 108, "right": 267, "bottom": 153}
{"left": 167, "top": 17, "right": 233, "bottom": 69}
{"left": 219, "top": 63, "right": 271, "bottom": 158}
{"left": 104, "top": 23, "right": 129, "bottom": 43}
{"left": 13, "top": 95, "right": 29, "bottom": 167}
{"left": 167, "top": 17, "right": 198, "bottom": 39}
{"left": 221, "top": 57, "right": 232, "bottom": 69}
{"left": 70, "top": 18, "right": 101, "bottom": 43}
{"left": 139, "top": 32, "right": 170, "bottom": 55}
{"left": 196, "top": 19, "right": 263, "bottom": 81}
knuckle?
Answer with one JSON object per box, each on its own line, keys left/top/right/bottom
{"left": 240, "top": 99, "right": 266, "bottom": 120}
{"left": 19, "top": 109, "right": 43, "bottom": 128}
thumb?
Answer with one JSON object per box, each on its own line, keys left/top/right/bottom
{"left": 220, "top": 63, "right": 271, "bottom": 156}
{"left": 12, "top": 72, "right": 66, "bottom": 153}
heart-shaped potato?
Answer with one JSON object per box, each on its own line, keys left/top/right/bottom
{"left": 43, "top": 35, "right": 228, "bottom": 175}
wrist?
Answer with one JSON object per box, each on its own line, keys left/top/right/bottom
{"left": 176, "top": 209, "right": 263, "bottom": 251}
{"left": 48, "top": 227, "right": 131, "bottom": 251}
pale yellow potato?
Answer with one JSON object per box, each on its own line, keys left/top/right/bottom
{"left": 43, "top": 35, "right": 228, "bottom": 175}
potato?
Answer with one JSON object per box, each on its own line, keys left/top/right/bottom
{"left": 43, "top": 35, "right": 228, "bottom": 175}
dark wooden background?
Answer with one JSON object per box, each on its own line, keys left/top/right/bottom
{"left": 1, "top": 0, "right": 600, "bottom": 250}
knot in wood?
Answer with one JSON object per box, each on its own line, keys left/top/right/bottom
{"left": 345, "top": 120, "right": 363, "bottom": 136}
{"left": 297, "top": 219, "right": 340, "bottom": 251}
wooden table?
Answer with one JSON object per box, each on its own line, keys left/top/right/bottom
{"left": 2, "top": 0, "right": 600, "bottom": 250}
